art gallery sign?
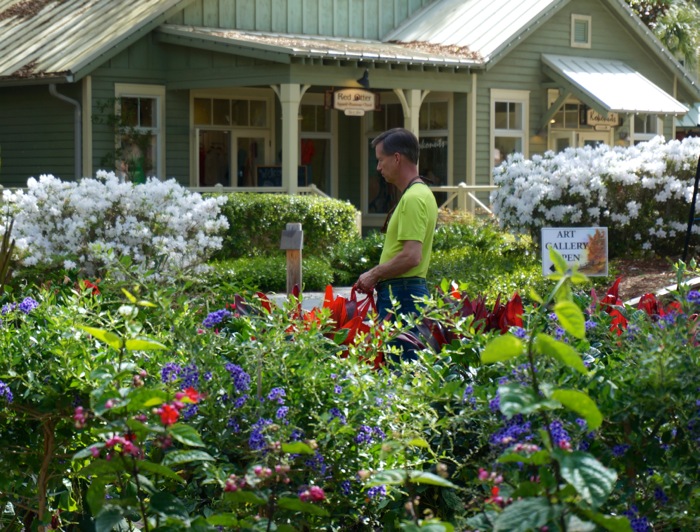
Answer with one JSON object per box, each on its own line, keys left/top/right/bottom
{"left": 541, "top": 227, "right": 608, "bottom": 276}
{"left": 326, "top": 88, "right": 379, "bottom": 116}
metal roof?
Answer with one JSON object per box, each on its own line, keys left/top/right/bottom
{"left": 677, "top": 103, "right": 700, "bottom": 128}
{"left": 157, "top": 25, "right": 480, "bottom": 68}
{"left": 542, "top": 54, "right": 688, "bottom": 115}
{"left": 0, "top": 0, "right": 192, "bottom": 84}
{"left": 383, "top": 0, "right": 559, "bottom": 62}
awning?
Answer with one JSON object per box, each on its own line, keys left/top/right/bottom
{"left": 542, "top": 54, "right": 688, "bottom": 115}
{"left": 676, "top": 103, "right": 700, "bottom": 128}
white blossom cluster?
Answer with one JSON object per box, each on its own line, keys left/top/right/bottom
{"left": 1, "top": 171, "right": 229, "bottom": 279}
{"left": 490, "top": 136, "right": 700, "bottom": 253}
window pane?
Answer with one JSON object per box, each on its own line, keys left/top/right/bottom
{"left": 495, "top": 102, "right": 508, "bottom": 128}
{"left": 232, "top": 100, "right": 249, "bottom": 126}
{"left": 121, "top": 97, "right": 139, "bottom": 127}
{"left": 386, "top": 104, "right": 403, "bottom": 129}
{"left": 510, "top": 102, "right": 523, "bottom": 130}
{"left": 213, "top": 99, "right": 230, "bottom": 126}
{"left": 419, "top": 136, "right": 448, "bottom": 205}
{"left": 139, "top": 98, "right": 155, "bottom": 128}
{"left": 250, "top": 100, "right": 267, "bottom": 127}
{"left": 236, "top": 137, "right": 265, "bottom": 186}
{"left": 316, "top": 104, "right": 330, "bottom": 131}
{"left": 300, "top": 105, "right": 315, "bottom": 132}
{"left": 419, "top": 108, "right": 429, "bottom": 130}
{"left": 194, "top": 98, "right": 211, "bottom": 125}
{"left": 564, "top": 103, "right": 579, "bottom": 128}
{"left": 574, "top": 20, "right": 588, "bottom": 44}
{"left": 301, "top": 138, "right": 331, "bottom": 192}
{"left": 430, "top": 101, "right": 448, "bottom": 129}
{"left": 198, "top": 130, "right": 230, "bottom": 186}
{"left": 494, "top": 136, "right": 522, "bottom": 163}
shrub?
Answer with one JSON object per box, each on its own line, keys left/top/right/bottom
{"left": 328, "top": 230, "right": 384, "bottom": 286}
{"left": 490, "top": 136, "right": 700, "bottom": 257}
{"left": 210, "top": 255, "right": 334, "bottom": 292}
{"left": 1, "top": 171, "right": 229, "bottom": 279}
{"left": 212, "top": 193, "right": 359, "bottom": 259}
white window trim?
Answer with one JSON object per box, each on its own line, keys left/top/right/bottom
{"left": 571, "top": 14, "right": 592, "bottom": 49}
{"left": 490, "top": 88, "right": 529, "bottom": 177}
{"left": 114, "top": 83, "right": 165, "bottom": 179}
{"left": 630, "top": 115, "right": 663, "bottom": 144}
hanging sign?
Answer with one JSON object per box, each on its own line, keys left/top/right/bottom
{"left": 585, "top": 109, "right": 619, "bottom": 127}
{"left": 328, "top": 88, "right": 378, "bottom": 116}
{"left": 541, "top": 227, "right": 608, "bottom": 276}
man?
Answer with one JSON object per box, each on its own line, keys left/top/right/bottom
{"left": 355, "top": 127, "right": 438, "bottom": 336}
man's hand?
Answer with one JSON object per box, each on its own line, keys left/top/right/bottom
{"left": 355, "top": 269, "right": 379, "bottom": 294}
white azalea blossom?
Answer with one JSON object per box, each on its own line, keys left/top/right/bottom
{"left": 491, "top": 136, "right": 700, "bottom": 255}
{"left": 2, "top": 171, "right": 229, "bottom": 280}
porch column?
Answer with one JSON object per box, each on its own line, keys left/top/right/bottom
{"left": 393, "top": 89, "right": 429, "bottom": 137}
{"left": 275, "top": 83, "right": 303, "bottom": 194}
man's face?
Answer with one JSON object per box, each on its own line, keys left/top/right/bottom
{"left": 375, "top": 142, "right": 399, "bottom": 183}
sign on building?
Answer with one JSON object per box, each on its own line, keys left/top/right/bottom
{"left": 326, "top": 88, "right": 379, "bottom": 116}
{"left": 541, "top": 227, "right": 608, "bottom": 276}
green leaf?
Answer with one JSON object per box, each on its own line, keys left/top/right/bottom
{"left": 551, "top": 389, "right": 603, "bottom": 430}
{"left": 86, "top": 479, "right": 106, "bottom": 514}
{"left": 498, "top": 383, "right": 560, "bottom": 418}
{"left": 535, "top": 333, "right": 588, "bottom": 374}
{"left": 224, "top": 490, "right": 267, "bottom": 506}
{"left": 124, "top": 337, "right": 167, "bottom": 351}
{"left": 149, "top": 492, "right": 188, "bottom": 518}
{"left": 575, "top": 508, "right": 633, "bottom": 532}
{"left": 407, "top": 437, "right": 430, "bottom": 448}
{"left": 126, "top": 388, "right": 168, "bottom": 411}
{"left": 78, "top": 458, "right": 124, "bottom": 477}
{"left": 281, "top": 441, "right": 314, "bottom": 455}
{"left": 333, "top": 328, "right": 350, "bottom": 344}
{"left": 367, "top": 469, "right": 458, "bottom": 489}
{"left": 137, "top": 299, "right": 157, "bottom": 307}
{"left": 277, "top": 496, "right": 330, "bottom": 516}
{"left": 76, "top": 325, "right": 123, "bottom": 350}
{"left": 161, "top": 450, "right": 216, "bottom": 466}
{"left": 74, "top": 444, "right": 104, "bottom": 460}
{"left": 498, "top": 449, "right": 551, "bottom": 466}
{"left": 549, "top": 247, "right": 569, "bottom": 274}
{"left": 94, "top": 506, "right": 126, "bottom": 532}
{"left": 481, "top": 334, "right": 523, "bottom": 364}
{"left": 122, "top": 288, "right": 137, "bottom": 302}
{"left": 137, "top": 460, "right": 186, "bottom": 484}
{"left": 168, "top": 423, "right": 205, "bottom": 447}
{"left": 494, "top": 497, "right": 561, "bottom": 532}
{"left": 554, "top": 300, "right": 586, "bottom": 339}
{"left": 555, "top": 450, "right": 617, "bottom": 508}
{"left": 207, "top": 514, "right": 240, "bottom": 527}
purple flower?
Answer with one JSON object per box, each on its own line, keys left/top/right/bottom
{"left": 549, "top": 420, "right": 570, "bottom": 446}
{"left": 340, "top": 480, "right": 352, "bottom": 495}
{"left": 161, "top": 363, "right": 182, "bottom": 384}
{"left": 686, "top": 290, "right": 700, "bottom": 304}
{"left": 584, "top": 319, "right": 597, "bottom": 331}
{"left": 225, "top": 363, "right": 251, "bottom": 393}
{"left": 267, "top": 387, "right": 286, "bottom": 404}
{"left": 510, "top": 326, "right": 527, "bottom": 339}
{"left": 1, "top": 303, "right": 17, "bottom": 315}
{"left": 366, "top": 485, "right": 386, "bottom": 499}
{"left": 355, "top": 424, "right": 385, "bottom": 445}
{"left": 329, "top": 407, "right": 347, "bottom": 425}
{"left": 275, "top": 406, "right": 289, "bottom": 420}
{"left": 0, "top": 380, "right": 13, "bottom": 403}
{"left": 334, "top": 384, "right": 342, "bottom": 394}
{"left": 654, "top": 487, "right": 669, "bottom": 505}
{"left": 489, "top": 394, "right": 501, "bottom": 413}
{"left": 304, "top": 451, "right": 328, "bottom": 474}
{"left": 180, "top": 363, "right": 199, "bottom": 389}
{"left": 18, "top": 297, "right": 39, "bottom": 314}
{"left": 202, "top": 309, "right": 232, "bottom": 328}
{"left": 227, "top": 417, "right": 240, "bottom": 433}
{"left": 249, "top": 418, "right": 272, "bottom": 451}
{"left": 611, "top": 443, "right": 630, "bottom": 457}
{"left": 182, "top": 404, "right": 198, "bottom": 420}
{"left": 489, "top": 415, "right": 532, "bottom": 446}
{"left": 233, "top": 394, "right": 249, "bottom": 408}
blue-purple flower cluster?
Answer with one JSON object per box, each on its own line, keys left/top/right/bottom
{"left": 0, "top": 380, "right": 13, "bottom": 403}
{"left": 329, "top": 407, "right": 347, "bottom": 424}
{"left": 202, "top": 309, "right": 232, "bottom": 328}
{"left": 1, "top": 297, "right": 39, "bottom": 316}
{"left": 267, "top": 387, "right": 286, "bottom": 404}
{"left": 355, "top": 424, "right": 386, "bottom": 445}
{"left": 249, "top": 417, "right": 272, "bottom": 451}
{"left": 623, "top": 505, "right": 651, "bottom": 532}
{"left": 161, "top": 362, "right": 182, "bottom": 384}
{"left": 687, "top": 290, "right": 700, "bottom": 304}
{"left": 366, "top": 485, "right": 387, "bottom": 499}
{"left": 225, "top": 363, "right": 251, "bottom": 393}
{"left": 489, "top": 414, "right": 532, "bottom": 446}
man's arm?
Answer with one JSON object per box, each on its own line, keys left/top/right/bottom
{"left": 355, "top": 240, "right": 422, "bottom": 293}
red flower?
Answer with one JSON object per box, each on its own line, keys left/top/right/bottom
{"left": 80, "top": 279, "right": 101, "bottom": 295}
{"left": 158, "top": 404, "right": 179, "bottom": 426}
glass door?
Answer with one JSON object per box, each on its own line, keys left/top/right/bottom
{"left": 234, "top": 135, "right": 267, "bottom": 187}
{"left": 578, "top": 131, "right": 612, "bottom": 148}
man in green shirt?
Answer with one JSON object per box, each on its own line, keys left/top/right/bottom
{"left": 356, "top": 128, "right": 438, "bottom": 359}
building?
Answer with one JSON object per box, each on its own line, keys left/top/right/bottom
{"left": 1, "top": 0, "right": 698, "bottom": 229}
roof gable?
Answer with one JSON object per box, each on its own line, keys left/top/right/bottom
{"left": 0, "top": 0, "right": 195, "bottom": 84}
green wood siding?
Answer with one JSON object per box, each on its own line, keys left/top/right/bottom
{"left": 168, "top": 0, "right": 432, "bottom": 39}
{"left": 452, "top": 93, "right": 468, "bottom": 185}
{"left": 0, "top": 84, "right": 80, "bottom": 186}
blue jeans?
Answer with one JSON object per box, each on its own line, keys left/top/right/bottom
{"left": 376, "top": 277, "right": 429, "bottom": 362}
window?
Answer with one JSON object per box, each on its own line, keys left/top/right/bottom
{"left": 114, "top": 84, "right": 165, "bottom": 181}
{"left": 491, "top": 89, "right": 529, "bottom": 170}
{"left": 299, "top": 97, "right": 335, "bottom": 194}
{"left": 192, "top": 92, "right": 272, "bottom": 187}
{"left": 419, "top": 99, "right": 450, "bottom": 206}
{"left": 552, "top": 103, "right": 583, "bottom": 129}
{"left": 571, "top": 14, "right": 592, "bottom": 49}
{"left": 633, "top": 114, "right": 662, "bottom": 144}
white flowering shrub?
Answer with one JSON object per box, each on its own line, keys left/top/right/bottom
{"left": 1, "top": 171, "right": 229, "bottom": 278}
{"left": 490, "top": 136, "right": 700, "bottom": 256}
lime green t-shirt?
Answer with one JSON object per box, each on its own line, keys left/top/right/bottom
{"left": 379, "top": 182, "right": 438, "bottom": 278}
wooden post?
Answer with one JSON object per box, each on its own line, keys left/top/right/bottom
{"left": 280, "top": 222, "right": 303, "bottom": 294}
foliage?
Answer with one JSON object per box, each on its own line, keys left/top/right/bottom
{"left": 210, "top": 254, "right": 335, "bottom": 292}
{"left": 1, "top": 246, "right": 699, "bottom": 530}
{"left": 328, "top": 229, "right": 384, "bottom": 286}
{"left": 212, "top": 192, "right": 359, "bottom": 260}
{"left": 491, "top": 136, "right": 700, "bottom": 257}
{"left": 1, "top": 171, "right": 229, "bottom": 280}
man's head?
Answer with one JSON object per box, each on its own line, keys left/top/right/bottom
{"left": 371, "top": 128, "right": 419, "bottom": 165}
